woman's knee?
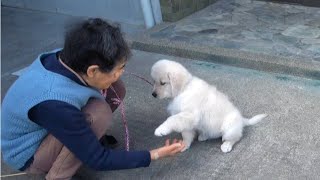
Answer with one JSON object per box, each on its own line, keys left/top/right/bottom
{"left": 81, "top": 98, "right": 112, "bottom": 138}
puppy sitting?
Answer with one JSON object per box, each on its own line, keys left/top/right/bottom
{"left": 151, "top": 59, "right": 267, "bottom": 153}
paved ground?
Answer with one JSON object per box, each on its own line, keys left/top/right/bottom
{"left": 2, "top": 4, "right": 320, "bottom": 180}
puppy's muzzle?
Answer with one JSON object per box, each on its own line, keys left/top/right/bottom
{"left": 152, "top": 92, "right": 157, "bottom": 98}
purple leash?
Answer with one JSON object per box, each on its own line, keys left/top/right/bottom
{"left": 126, "top": 72, "right": 153, "bottom": 86}
{"left": 110, "top": 86, "right": 130, "bottom": 151}
{"left": 101, "top": 86, "right": 130, "bottom": 151}
{"left": 101, "top": 72, "right": 153, "bottom": 151}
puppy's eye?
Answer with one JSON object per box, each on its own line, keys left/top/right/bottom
{"left": 160, "top": 82, "right": 166, "bottom": 85}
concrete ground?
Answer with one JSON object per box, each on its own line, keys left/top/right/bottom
{"left": 2, "top": 4, "right": 320, "bottom": 180}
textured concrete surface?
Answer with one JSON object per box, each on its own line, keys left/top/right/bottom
{"left": 2, "top": 4, "right": 320, "bottom": 180}
{"left": 2, "top": 49, "right": 320, "bottom": 179}
{"left": 152, "top": 0, "right": 320, "bottom": 60}
{"left": 129, "top": 0, "right": 320, "bottom": 80}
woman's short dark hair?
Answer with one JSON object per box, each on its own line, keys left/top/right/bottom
{"left": 60, "top": 18, "right": 131, "bottom": 74}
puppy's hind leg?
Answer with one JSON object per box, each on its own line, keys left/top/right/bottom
{"left": 221, "top": 127, "right": 242, "bottom": 153}
{"left": 198, "top": 132, "right": 209, "bottom": 142}
{"left": 181, "top": 130, "right": 196, "bottom": 152}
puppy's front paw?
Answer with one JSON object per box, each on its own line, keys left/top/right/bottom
{"left": 180, "top": 140, "right": 192, "bottom": 152}
{"left": 154, "top": 125, "right": 171, "bottom": 136}
{"left": 221, "top": 142, "right": 233, "bottom": 153}
{"left": 181, "top": 145, "right": 190, "bottom": 152}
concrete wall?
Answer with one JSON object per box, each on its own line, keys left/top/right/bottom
{"left": 1, "top": 0, "right": 145, "bottom": 26}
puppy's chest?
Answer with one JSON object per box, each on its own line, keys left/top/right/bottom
{"left": 167, "top": 103, "right": 182, "bottom": 115}
{"left": 167, "top": 95, "right": 194, "bottom": 115}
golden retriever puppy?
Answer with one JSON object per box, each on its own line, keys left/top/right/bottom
{"left": 151, "top": 59, "right": 267, "bottom": 152}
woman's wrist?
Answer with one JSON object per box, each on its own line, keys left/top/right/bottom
{"left": 150, "top": 149, "right": 160, "bottom": 161}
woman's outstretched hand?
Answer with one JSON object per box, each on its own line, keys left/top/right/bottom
{"left": 150, "top": 139, "right": 185, "bottom": 160}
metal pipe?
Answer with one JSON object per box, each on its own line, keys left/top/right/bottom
{"left": 151, "top": 0, "right": 163, "bottom": 25}
{"left": 140, "top": 0, "right": 155, "bottom": 29}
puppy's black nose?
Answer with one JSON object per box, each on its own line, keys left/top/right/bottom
{"left": 152, "top": 92, "right": 157, "bottom": 98}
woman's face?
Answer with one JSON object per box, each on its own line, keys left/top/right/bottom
{"left": 85, "top": 61, "right": 126, "bottom": 90}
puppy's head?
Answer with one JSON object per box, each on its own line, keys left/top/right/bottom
{"left": 151, "top": 59, "right": 192, "bottom": 99}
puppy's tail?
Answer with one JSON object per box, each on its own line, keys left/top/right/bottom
{"left": 243, "top": 114, "right": 268, "bottom": 126}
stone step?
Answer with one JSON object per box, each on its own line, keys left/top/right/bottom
{"left": 128, "top": 32, "right": 320, "bottom": 80}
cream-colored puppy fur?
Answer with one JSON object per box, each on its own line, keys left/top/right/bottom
{"left": 151, "top": 60, "right": 267, "bottom": 153}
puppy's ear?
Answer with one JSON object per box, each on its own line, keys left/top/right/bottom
{"left": 168, "top": 72, "right": 185, "bottom": 97}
